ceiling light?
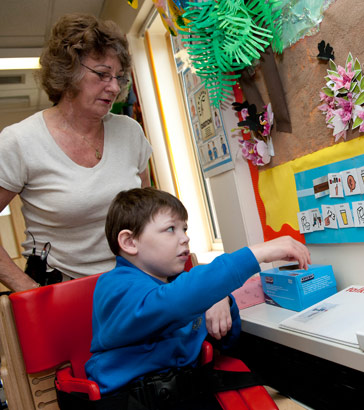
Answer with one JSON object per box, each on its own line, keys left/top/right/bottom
{"left": 0, "top": 58, "right": 40, "bottom": 70}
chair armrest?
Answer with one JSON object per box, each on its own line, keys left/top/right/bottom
{"left": 55, "top": 366, "right": 101, "bottom": 401}
{"left": 200, "top": 340, "right": 214, "bottom": 365}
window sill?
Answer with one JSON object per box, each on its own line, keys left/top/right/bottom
{"left": 195, "top": 250, "right": 223, "bottom": 265}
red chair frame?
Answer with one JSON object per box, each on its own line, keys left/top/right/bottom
{"left": 3, "top": 255, "right": 278, "bottom": 410}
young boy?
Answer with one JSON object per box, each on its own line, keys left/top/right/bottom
{"left": 85, "top": 187, "right": 310, "bottom": 409}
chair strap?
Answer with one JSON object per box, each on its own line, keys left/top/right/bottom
{"left": 209, "top": 368, "right": 264, "bottom": 392}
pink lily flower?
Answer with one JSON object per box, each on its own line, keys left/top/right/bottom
{"left": 328, "top": 62, "right": 355, "bottom": 91}
{"left": 255, "top": 140, "right": 271, "bottom": 164}
{"left": 336, "top": 97, "right": 353, "bottom": 123}
{"left": 239, "top": 139, "right": 271, "bottom": 166}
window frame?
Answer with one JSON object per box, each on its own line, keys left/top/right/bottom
{"left": 128, "top": 18, "right": 223, "bottom": 254}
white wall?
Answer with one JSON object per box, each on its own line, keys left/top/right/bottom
{"left": 214, "top": 95, "right": 265, "bottom": 252}
{"left": 308, "top": 244, "right": 363, "bottom": 291}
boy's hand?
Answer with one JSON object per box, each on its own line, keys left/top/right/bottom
{"left": 205, "top": 297, "right": 232, "bottom": 340}
{"left": 250, "top": 236, "right": 311, "bottom": 270}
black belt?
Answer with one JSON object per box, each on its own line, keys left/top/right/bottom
{"left": 127, "top": 366, "right": 207, "bottom": 410}
{"left": 115, "top": 362, "right": 263, "bottom": 410}
{"left": 56, "top": 362, "right": 264, "bottom": 410}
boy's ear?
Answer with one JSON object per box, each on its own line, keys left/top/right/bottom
{"left": 117, "top": 230, "right": 138, "bottom": 255}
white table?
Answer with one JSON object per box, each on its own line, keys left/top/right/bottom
{"left": 240, "top": 303, "right": 364, "bottom": 373}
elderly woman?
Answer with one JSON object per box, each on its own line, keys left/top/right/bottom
{"left": 0, "top": 13, "right": 152, "bottom": 291}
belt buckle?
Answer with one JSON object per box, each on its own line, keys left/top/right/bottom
{"left": 131, "top": 367, "right": 203, "bottom": 409}
{"left": 128, "top": 379, "right": 154, "bottom": 410}
{"left": 149, "top": 370, "right": 179, "bottom": 408}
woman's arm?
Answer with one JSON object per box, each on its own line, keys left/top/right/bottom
{"left": 139, "top": 167, "right": 151, "bottom": 188}
{"left": 0, "top": 187, "right": 40, "bottom": 291}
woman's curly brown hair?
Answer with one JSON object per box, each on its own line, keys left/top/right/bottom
{"left": 38, "top": 13, "right": 131, "bottom": 104}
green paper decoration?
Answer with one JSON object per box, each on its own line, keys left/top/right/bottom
{"left": 180, "top": 0, "right": 283, "bottom": 107}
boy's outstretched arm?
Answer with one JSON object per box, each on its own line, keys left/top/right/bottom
{"left": 249, "top": 236, "right": 311, "bottom": 270}
{"left": 205, "top": 236, "right": 309, "bottom": 341}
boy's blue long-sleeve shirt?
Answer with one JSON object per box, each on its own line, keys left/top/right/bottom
{"left": 85, "top": 247, "right": 260, "bottom": 394}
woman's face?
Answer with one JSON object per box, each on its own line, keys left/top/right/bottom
{"left": 71, "top": 50, "right": 123, "bottom": 118}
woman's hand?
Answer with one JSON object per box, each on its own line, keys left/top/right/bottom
{"left": 0, "top": 188, "right": 40, "bottom": 291}
{"left": 0, "top": 246, "right": 39, "bottom": 292}
{"left": 205, "top": 297, "right": 232, "bottom": 340}
{"left": 250, "top": 236, "right": 311, "bottom": 270}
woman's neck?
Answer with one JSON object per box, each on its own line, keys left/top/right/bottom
{"left": 55, "top": 101, "right": 103, "bottom": 139}
{"left": 43, "top": 100, "right": 105, "bottom": 166}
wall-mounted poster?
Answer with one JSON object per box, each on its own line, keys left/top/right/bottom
{"left": 182, "top": 68, "right": 234, "bottom": 178}
{"left": 295, "top": 154, "right": 364, "bottom": 244}
{"left": 195, "top": 87, "right": 214, "bottom": 140}
{"left": 170, "top": 34, "right": 185, "bottom": 73}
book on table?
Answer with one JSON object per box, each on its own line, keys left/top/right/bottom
{"left": 279, "top": 285, "right": 364, "bottom": 348}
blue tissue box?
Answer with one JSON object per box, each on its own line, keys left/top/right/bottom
{"left": 260, "top": 264, "right": 337, "bottom": 311}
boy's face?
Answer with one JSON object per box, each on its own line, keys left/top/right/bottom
{"left": 133, "top": 209, "right": 190, "bottom": 282}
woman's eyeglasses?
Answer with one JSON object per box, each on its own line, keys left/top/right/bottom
{"left": 80, "top": 63, "right": 129, "bottom": 87}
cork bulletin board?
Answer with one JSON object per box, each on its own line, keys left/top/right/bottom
{"left": 255, "top": 0, "right": 364, "bottom": 166}
{"left": 244, "top": 0, "right": 364, "bottom": 244}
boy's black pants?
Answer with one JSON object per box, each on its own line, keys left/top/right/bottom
{"left": 57, "top": 389, "right": 222, "bottom": 410}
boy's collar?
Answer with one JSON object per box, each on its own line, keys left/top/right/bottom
{"left": 115, "top": 255, "right": 170, "bottom": 284}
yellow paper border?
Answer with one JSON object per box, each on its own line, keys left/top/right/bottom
{"left": 259, "top": 136, "right": 364, "bottom": 232}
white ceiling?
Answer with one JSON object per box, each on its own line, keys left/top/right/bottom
{"left": 0, "top": 0, "right": 106, "bottom": 113}
{"left": 0, "top": 0, "right": 156, "bottom": 115}
{"left": 0, "top": 0, "right": 106, "bottom": 50}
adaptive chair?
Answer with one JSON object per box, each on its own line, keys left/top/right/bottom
{"left": 0, "top": 256, "right": 278, "bottom": 410}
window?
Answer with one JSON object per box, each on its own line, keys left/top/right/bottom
{"left": 175, "top": 72, "right": 222, "bottom": 245}
{"left": 128, "top": 15, "right": 223, "bottom": 256}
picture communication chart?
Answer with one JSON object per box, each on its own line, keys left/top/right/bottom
{"left": 295, "top": 154, "right": 364, "bottom": 244}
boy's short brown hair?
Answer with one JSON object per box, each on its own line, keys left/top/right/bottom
{"left": 106, "top": 188, "right": 188, "bottom": 255}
